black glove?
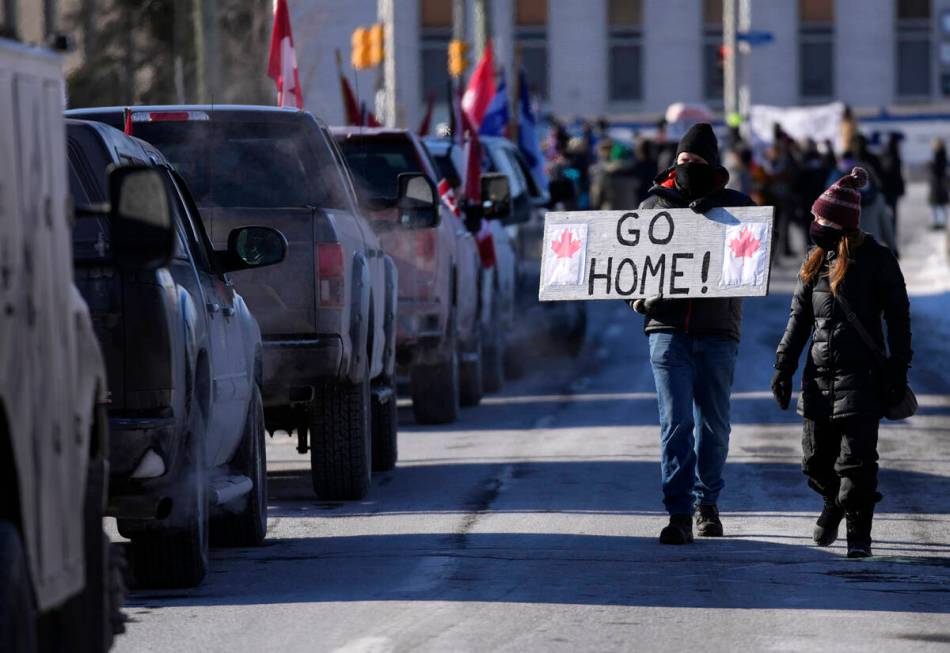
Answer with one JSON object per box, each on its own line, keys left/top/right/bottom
{"left": 885, "top": 359, "right": 909, "bottom": 406}
{"left": 771, "top": 369, "right": 793, "bottom": 410}
{"left": 627, "top": 295, "right": 664, "bottom": 316}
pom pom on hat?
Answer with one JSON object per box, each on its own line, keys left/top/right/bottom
{"left": 838, "top": 166, "right": 869, "bottom": 190}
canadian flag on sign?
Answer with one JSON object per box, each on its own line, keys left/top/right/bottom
{"left": 720, "top": 222, "right": 769, "bottom": 288}
{"left": 542, "top": 225, "right": 588, "bottom": 288}
{"left": 268, "top": 0, "right": 304, "bottom": 109}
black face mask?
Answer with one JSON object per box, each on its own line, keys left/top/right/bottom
{"left": 675, "top": 162, "right": 716, "bottom": 200}
{"left": 810, "top": 221, "right": 844, "bottom": 250}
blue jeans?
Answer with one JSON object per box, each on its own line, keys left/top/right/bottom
{"left": 649, "top": 332, "right": 739, "bottom": 516}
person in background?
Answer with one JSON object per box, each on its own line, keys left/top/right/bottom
{"left": 631, "top": 123, "right": 757, "bottom": 545}
{"left": 631, "top": 136, "right": 659, "bottom": 205}
{"left": 653, "top": 118, "right": 677, "bottom": 172}
{"left": 589, "top": 138, "right": 637, "bottom": 211}
{"left": 840, "top": 105, "right": 857, "bottom": 154}
{"left": 858, "top": 177, "right": 898, "bottom": 256}
{"left": 772, "top": 166, "right": 911, "bottom": 559}
{"left": 796, "top": 138, "right": 832, "bottom": 250}
{"left": 928, "top": 139, "right": 949, "bottom": 230}
{"left": 878, "top": 133, "right": 905, "bottom": 238}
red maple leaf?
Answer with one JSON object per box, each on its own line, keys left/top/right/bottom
{"left": 551, "top": 229, "right": 582, "bottom": 259}
{"left": 728, "top": 226, "right": 761, "bottom": 258}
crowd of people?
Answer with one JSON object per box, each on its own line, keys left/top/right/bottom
{"left": 540, "top": 114, "right": 929, "bottom": 262}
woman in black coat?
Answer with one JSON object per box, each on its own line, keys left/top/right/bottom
{"left": 771, "top": 167, "right": 912, "bottom": 558}
{"left": 928, "top": 139, "right": 949, "bottom": 230}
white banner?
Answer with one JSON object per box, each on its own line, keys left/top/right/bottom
{"left": 747, "top": 102, "right": 844, "bottom": 148}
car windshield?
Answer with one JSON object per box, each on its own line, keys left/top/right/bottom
{"left": 338, "top": 137, "right": 421, "bottom": 200}
{"left": 128, "top": 119, "right": 344, "bottom": 208}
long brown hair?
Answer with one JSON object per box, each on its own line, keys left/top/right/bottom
{"left": 800, "top": 231, "right": 864, "bottom": 295}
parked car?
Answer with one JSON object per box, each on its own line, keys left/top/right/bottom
{"left": 423, "top": 137, "right": 519, "bottom": 391}
{"left": 333, "top": 127, "right": 487, "bottom": 422}
{"left": 66, "top": 118, "right": 286, "bottom": 588}
{"left": 67, "top": 105, "right": 414, "bottom": 500}
{"left": 479, "top": 137, "right": 587, "bottom": 360}
{"left": 0, "top": 41, "right": 129, "bottom": 651}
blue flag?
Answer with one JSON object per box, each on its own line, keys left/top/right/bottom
{"left": 478, "top": 72, "right": 509, "bottom": 137}
{"left": 517, "top": 68, "right": 548, "bottom": 188}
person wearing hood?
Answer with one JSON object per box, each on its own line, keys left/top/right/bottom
{"left": 772, "top": 167, "right": 911, "bottom": 558}
{"left": 858, "top": 178, "right": 898, "bottom": 256}
{"left": 629, "top": 123, "right": 756, "bottom": 545}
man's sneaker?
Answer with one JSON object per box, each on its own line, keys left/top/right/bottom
{"left": 659, "top": 514, "right": 694, "bottom": 545}
{"left": 846, "top": 511, "right": 873, "bottom": 558}
{"left": 695, "top": 504, "right": 723, "bottom": 537}
{"left": 813, "top": 498, "right": 844, "bottom": 546}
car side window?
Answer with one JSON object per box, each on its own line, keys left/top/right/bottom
{"left": 324, "top": 129, "right": 362, "bottom": 214}
{"left": 164, "top": 170, "right": 214, "bottom": 273}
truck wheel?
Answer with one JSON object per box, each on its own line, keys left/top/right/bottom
{"left": 309, "top": 379, "right": 372, "bottom": 500}
{"left": 213, "top": 385, "right": 267, "bottom": 547}
{"left": 482, "top": 320, "right": 505, "bottom": 393}
{"left": 371, "top": 378, "right": 398, "bottom": 472}
{"left": 73, "top": 454, "right": 115, "bottom": 653}
{"left": 410, "top": 351, "right": 460, "bottom": 425}
{"left": 459, "top": 338, "right": 483, "bottom": 408}
{"left": 0, "top": 522, "right": 36, "bottom": 653}
{"left": 129, "top": 432, "right": 209, "bottom": 588}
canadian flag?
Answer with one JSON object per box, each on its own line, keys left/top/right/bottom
{"left": 720, "top": 222, "right": 769, "bottom": 288}
{"left": 542, "top": 225, "right": 588, "bottom": 288}
{"left": 268, "top": 0, "right": 304, "bottom": 109}
{"left": 437, "top": 178, "right": 461, "bottom": 218}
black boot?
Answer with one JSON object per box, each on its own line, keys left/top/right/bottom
{"left": 695, "top": 504, "right": 723, "bottom": 537}
{"left": 659, "top": 514, "right": 694, "bottom": 545}
{"left": 845, "top": 510, "right": 873, "bottom": 558}
{"left": 813, "top": 498, "right": 844, "bottom": 546}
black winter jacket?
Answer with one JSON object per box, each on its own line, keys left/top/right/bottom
{"left": 775, "top": 236, "right": 912, "bottom": 420}
{"left": 637, "top": 166, "right": 758, "bottom": 342}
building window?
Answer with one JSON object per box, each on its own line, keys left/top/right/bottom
{"left": 798, "top": 0, "right": 834, "bottom": 100}
{"left": 703, "top": 0, "right": 723, "bottom": 102}
{"left": 608, "top": 0, "right": 643, "bottom": 101}
{"left": 420, "top": 0, "right": 452, "bottom": 103}
{"left": 517, "top": 0, "right": 548, "bottom": 100}
{"left": 897, "top": 0, "right": 932, "bottom": 98}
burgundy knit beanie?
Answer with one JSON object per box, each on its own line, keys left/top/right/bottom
{"left": 811, "top": 166, "right": 868, "bottom": 230}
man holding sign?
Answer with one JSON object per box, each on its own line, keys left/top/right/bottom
{"left": 537, "top": 124, "right": 771, "bottom": 545}
{"left": 634, "top": 124, "right": 757, "bottom": 544}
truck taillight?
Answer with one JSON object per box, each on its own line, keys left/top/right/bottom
{"left": 132, "top": 110, "right": 210, "bottom": 122}
{"left": 316, "top": 243, "right": 345, "bottom": 308}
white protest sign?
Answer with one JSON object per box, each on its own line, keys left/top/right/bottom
{"left": 538, "top": 207, "right": 775, "bottom": 301}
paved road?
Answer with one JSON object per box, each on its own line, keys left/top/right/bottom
{"left": 113, "top": 186, "right": 950, "bottom": 652}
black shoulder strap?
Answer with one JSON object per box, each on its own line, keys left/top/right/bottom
{"left": 835, "top": 292, "right": 888, "bottom": 367}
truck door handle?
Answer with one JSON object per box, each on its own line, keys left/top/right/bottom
{"left": 206, "top": 302, "right": 221, "bottom": 314}
{"left": 222, "top": 306, "right": 236, "bottom": 317}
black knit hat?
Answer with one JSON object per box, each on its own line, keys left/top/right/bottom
{"left": 676, "top": 123, "right": 720, "bottom": 165}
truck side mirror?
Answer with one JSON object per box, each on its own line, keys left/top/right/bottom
{"left": 396, "top": 172, "right": 440, "bottom": 229}
{"left": 220, "top": 226, "right": 288, "bottom": 273}
{"left": 480, "top": 173, "right": 513, "bottom": 221}
{"left": 108, "top": 165, "right": 175, "bottom": 271}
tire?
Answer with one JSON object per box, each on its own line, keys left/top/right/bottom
{"left": 410, "top": 351, "right": 461, "bottom": 425}
{"left": 213, "top": 385, "right": 268, "bottom": 547}
{"left": 371, "top": 378, "right": 398, "bottom": 472}
{"left": 0, "top": 522, "right": 36, "bottom": 653}
{"left": 459, "top": 334, "right": 483, "bottom": 408}
{"left": 129, "top": 426, "right": 209, "bottom": 588}
{"left": 309, "top": 379, "right": 372, "bottom": 500}
{"left": 73, "top": 454, "right": 114, "bottom": 653}
{"left": 481, "top": 321, "right": 505, "bottom": 393}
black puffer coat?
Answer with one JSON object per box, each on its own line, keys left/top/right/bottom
{"left": 775, "top": 236, "right": 912, "bottom": 420}
{"left": 638, "top": 165, "right": 758, "bottom": 342}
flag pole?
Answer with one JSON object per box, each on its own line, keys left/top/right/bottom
{"left": 510, "top": 41, "right": 522, "bottom": 145}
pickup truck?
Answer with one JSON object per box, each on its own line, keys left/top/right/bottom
{"left": 333, "top": 127, "right": 488, "bottom": 423}
{"left": 424, "top": 137, "right": 519, "bottom": 391}
{"left": 67, "top": 106, "right": 422, "bottom": 499}
{"left": 67, "top": 119, "right": 286, "bottom": 588}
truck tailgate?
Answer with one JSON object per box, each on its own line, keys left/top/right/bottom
{"left": 207, "top": 206, "right": 316, "bottom": 336}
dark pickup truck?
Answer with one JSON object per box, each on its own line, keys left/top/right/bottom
{"left": 68, "top": 106, "right": 438, "bottom": 500}
{"left": 67, "top": 119, "right": 286, "bottom": 588}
